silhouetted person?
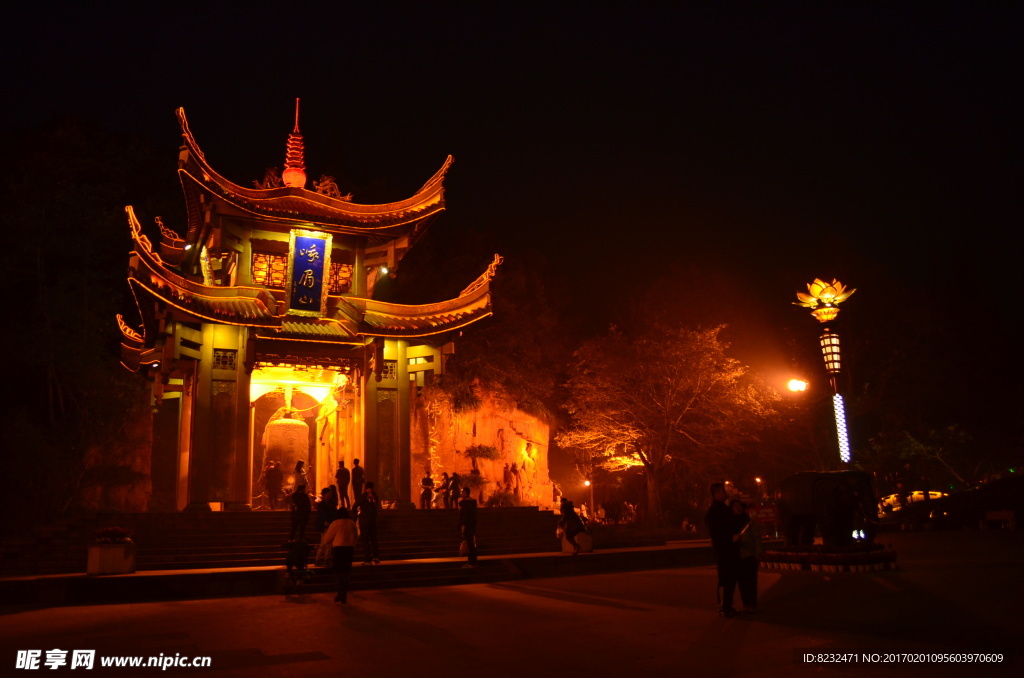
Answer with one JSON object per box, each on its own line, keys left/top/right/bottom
{"left": 469, "top": 468, "right": 483, "bottom": 502}
{"left": 458, "top": 487, "right": 478, "bottom": 567}
{"left": 503, "top": 463, "right": 512, "bottom": 492}
{"left": 293, "top": 460, "right": 309, "bottom": 494}
{"left": 284, "top": 537, "right": 311, "bottom": 585}
{"left": 322, "top": 507, "right": 358, "bottom": 603}
{"left": 290, "top": 486, "right": 312, "bottom": 542}
{"left": 420, "top": 472, "right": 434, "bottom": 509}
{"left": 705, "top": 483, "right": 740, "bottom": 617}
{"left": 439, "top": 472, "right": 451, "bottom": 508}
{"left": 731, "top": 499, "right": 761, "bottom": 613}
{"left": 265, "top": 462, "right": 283, "bottom": 510}
{"left": 335, "top": 460, "right": 351, "bottom": 509}
{"left": 448, "top": 472, "right": 461, "bottom": 507}
{"left": 356, "top": 481, "right": 380, "bottom": 565}
{"left": 351, "top": 459, "right": 365, "bottom": 499}
{"left": 559, "top": 497, "right": 585, "bottom": 555}
{"left": 315, "top": 487, "right": 338, "bottom": 532}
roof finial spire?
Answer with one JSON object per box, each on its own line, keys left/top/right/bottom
{"left": 282, "top": 97, "right": 307, "bottom": 189}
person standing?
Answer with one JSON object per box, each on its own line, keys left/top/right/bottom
{"left": 438, "top": 472, "right": 451, "bottom": 509}
{"left": 351, "top": 459, "right": 365, "bottom": 500}
{"left": 448, "top": 472, "right": 461, "bottom": 507}
{"left": 731, "top": 499, "right": 762, "bottom": 613}
{"left": 335, "top": 461, "right": 351, "bottom": 509}
{"left": 355, "top": 481, "right": 380, "bottom": 565}
{"left": 265, "top": 462, "right": 284, "bottom": 510}
{"left": 321, "top": 507, "right": 358, "bottom": 603}
{"left": 503, "top": 463, "right": 513, "bottom": 492}
{"left": 705, "top": 483, "right": 740, "bottom": 617}
{"left": 457, "top": 487, "right": 478, "bottom": 568}
{"left": 293, "top": 460, "right": 309, "bottom": 494}
{"left": 420, "top": 472, "right": 434, "bottom": 509}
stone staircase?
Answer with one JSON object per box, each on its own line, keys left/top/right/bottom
{"left": 0, "top": 507, "right": 561, "bottom": 576}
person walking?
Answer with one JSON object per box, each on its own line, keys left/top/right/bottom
{"left": 321, "top": 507, "right": 358, "bottom": 603}
{"left": 351, "top": 459, "right": 365, "bottom": 500}
{"left": 265, "top": 462, "right": 283, "bottom": 510}
{"left": 705, "top": 483, "right": 741, "bottom": 617}
{"left": 355, "top": 481, "right": 381, "bottom": 565}
{"left": 457, "top": 487, "right": 478, "bottom": 568}
{"left": 731, "top": 499, "right": 762, "bottom": 613}
{"left": 315, "top": 487, "right": 339, "bottom": 533}
{"left": 558, "top": 497, "right": 586, "bottom": 555}
{"left": 335, "top": 460, "right": 351, "bottom": 509}
{"left": 289, "top": 484, "right": 312, "bottom": 542}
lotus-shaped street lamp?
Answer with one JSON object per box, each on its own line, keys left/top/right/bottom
{"left": 794, "top": 278, "right": 856, "bottom": 323}
{"left": 793, "top": 277, "right": 856, "bottom": 465}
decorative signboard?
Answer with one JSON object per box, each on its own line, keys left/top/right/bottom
{"left": 286, "top": 229, "right": 332, "bottom": 316}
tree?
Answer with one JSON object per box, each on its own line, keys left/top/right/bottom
{"left": 0, "top": 118, "right": 175, "bottom": 524}
{"left": 558, "top": 324, "right": 780, "bottom": 524}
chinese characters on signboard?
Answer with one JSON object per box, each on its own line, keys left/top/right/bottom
{"left": 286, "top": 230, "right": 333, "bottom": 316}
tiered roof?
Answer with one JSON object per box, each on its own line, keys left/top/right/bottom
{"left": 176, "top": 108, "right": 450, "bottom": 244}
{"left": 120, "top": 206, "right": 499, "bottom": 371}
{"left": 119, "top": 106, "right": 498, "bottom": 373}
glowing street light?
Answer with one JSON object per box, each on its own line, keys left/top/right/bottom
{"left": 794, "top": 278, "right": 856, "bottom": 464}
{"left": 787, "top": 379, "right": 809, "bottom": 392}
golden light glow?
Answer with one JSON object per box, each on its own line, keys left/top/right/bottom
{"left": 820, "top": 331, "right": 842, "bottom": 374}
{"left": 787, "top": 379, "right": 809, "bottom": 392}
{"left": 794, "top": 278, "right": 856, "bottom": 323}
{"left": 282, "top": 98, "right": 307, "bottom": 189}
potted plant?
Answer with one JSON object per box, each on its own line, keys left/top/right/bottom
{"left": 87, "top": 527, "right": 137, "bottom": 575}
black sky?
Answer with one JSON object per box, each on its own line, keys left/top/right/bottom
{"left": 2, "top": 2, "right": 1021, "bottom": 440}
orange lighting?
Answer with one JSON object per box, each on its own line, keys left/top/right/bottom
{"left": 787, "top": 379, "right": 809, "bottom": 392}
{"left": 794, "top": 278, "right": 855, "bottom": 323}
{"left": 282, "top": 98, "right": 307, "bottom": 189}
{"left": 820, "top": 331, "right": 842, "bottom": 374}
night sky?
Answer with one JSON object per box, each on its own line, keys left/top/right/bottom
{"left": 3, "top": 3, "right": 1020, "bottom": 446}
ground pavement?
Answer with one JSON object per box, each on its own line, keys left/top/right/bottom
{"left": 1, "top": 530, "right": 1021, "bottom": 677}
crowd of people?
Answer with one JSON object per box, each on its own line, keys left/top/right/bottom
{"left": 277, "top": 460, "right": 491, "bottom": 602}
{"left": 271, "top": 463, "right": 766, "bottom": 617}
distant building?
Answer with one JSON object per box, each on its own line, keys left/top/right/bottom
{"left": 118, "top": 105, "right": 500, "bottom": 511}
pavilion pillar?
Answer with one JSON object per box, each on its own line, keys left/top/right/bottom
{"left": 396, "top": 339, "right": 411, "bottom": 507}
{"left": 186, "top": 323, "right": 249, "bottom": 510}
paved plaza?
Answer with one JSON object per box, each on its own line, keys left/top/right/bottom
{"left": 2, "top": 530, "right": 1021, "bottom": 677}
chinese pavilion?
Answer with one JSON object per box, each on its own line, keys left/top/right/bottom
{"left": 118, "top": 103, "right": 501, "bottom": 511}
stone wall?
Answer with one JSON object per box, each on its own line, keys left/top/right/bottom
{"left": 411, "top": 389, "right": 554, "bottom": 508}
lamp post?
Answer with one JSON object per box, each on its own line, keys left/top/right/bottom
{"left": 583, "top": 479, "right": 594, "bottom": 521}
{"left": 794, "top": 278, "right": 856, "bottom": 464}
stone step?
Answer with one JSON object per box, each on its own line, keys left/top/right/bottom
{"left": 0, "top": 508, "right": 563, "bottom": 577}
